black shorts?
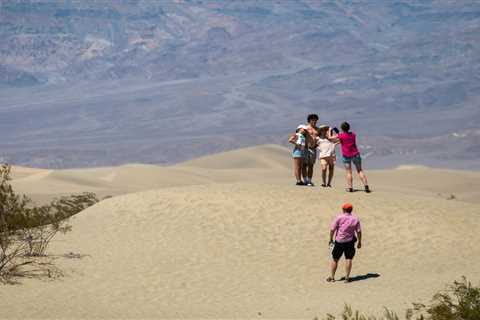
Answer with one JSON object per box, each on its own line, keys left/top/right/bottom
{"left": 332, "top": 240, "right": 356, "bottom": 260}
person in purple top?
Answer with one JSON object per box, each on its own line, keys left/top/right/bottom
{"left": 327, "top": 203, "right": 362, "bottom": 283}
{"left": 330, "top": 122, "right": 371, "bottom": 193}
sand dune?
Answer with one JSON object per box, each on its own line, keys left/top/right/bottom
{"left": 3, "top": 144, "right": 480, "bottom": 318}
{"left": 178, "top": 144, "right": 291, "bottom": 170}
{"left": 10, "top": 144, "right": 292, "bottom": 203}
{"left": 369, "top": 167, "right": 480, "bottom": 204}
{"left": 8, "top": 165, "right": 51, "bottom": 180}
{"left": 10, "top": 164, "right": 209, "bottom": 203}
{"left": 11, "top": 144, "right": 480, "bottom": 204}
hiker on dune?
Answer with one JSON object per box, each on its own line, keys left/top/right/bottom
{"left": 304, "top": 114, "right": 320, "bottom": 186}
{"left": 316, "top": 125, "right": 338, "bottom": 187}
{"left": 327, "top": 203, "right": 362, "bottom": 283}
{"left": 329, "top": 122, "right": 371, "bottom": 193}
{"left": 289, "top": 124, "right": 308, "bottom": 185}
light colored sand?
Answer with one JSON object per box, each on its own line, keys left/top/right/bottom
{"left": 3, "top": 144, "right": 480, "bottom": 318}
{"left": 179, "top": 144, "right": 291, "bottom": 170}
{"left": 369, "top": 167, "right": 480, "bottom": 204}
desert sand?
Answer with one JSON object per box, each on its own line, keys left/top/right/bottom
{"left": 3, "top": 144, "right": 480, "bottom": 318}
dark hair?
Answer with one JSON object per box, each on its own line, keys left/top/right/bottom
{"left": 341, "top": 122, "right": 350, "bottom": 132}
{"left": 343, "top": 206, "right": 353, "bottom": 213}
{"left": 307, "top": 114, "right": 319, "bottom": 122}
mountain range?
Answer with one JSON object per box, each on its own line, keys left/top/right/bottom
{"left": 0, "top": 0, "right": 479, "bottom": 169}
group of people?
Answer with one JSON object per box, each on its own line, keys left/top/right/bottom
{"left": 289, "top": 114, "right": 368, "bottom": 282}
{"left": 288, "top": 114, "right": 371, "bottom": 193}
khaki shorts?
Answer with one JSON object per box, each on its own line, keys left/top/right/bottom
{"left": 320, "top": 156, "right": 336, "bottom": 166}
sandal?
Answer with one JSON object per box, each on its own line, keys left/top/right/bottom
{"left": 326, "top": 277, "right": 335, "bottom": 282}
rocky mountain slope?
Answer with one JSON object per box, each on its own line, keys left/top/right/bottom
{"left": 0, "top": 0, "right": 479, "bottom": 168}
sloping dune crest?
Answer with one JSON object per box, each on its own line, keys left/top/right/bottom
{"left": 369, "top": 167, "right": 480, "bottom": 204}
{"left": 10, "top": 144, "right": 293, "bottom": 203}
{"left": 3, "top": 144, "right": 480, "bottom": 318}
{"left": 11, "top": 144, "right": 480, "bottom": 204}
{"left": 5, "top": 184, "right": 480, "bottom": 318}
{"left": 178, "top": 144, "right": 291, "bottom": 170}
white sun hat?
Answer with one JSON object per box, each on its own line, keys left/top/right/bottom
{"left": 297, "top": 124, "right": 308, "bottom": 130}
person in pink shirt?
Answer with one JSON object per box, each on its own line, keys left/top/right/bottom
{"left": 327, "top": 203, "right": 362, "bottom": 283}
{"left": 330, "top": 122, "right": 371, "bottom": 193}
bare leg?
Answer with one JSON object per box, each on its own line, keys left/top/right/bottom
{"left": 302, "top": 163, "right": 308, "bottom": 182}
{"left": 321, "top": 162, "right": 327, "bottom": 185}
{"left": 293, "top": 158, "right": 302, "bottom": 182}
{"left": 358, "top": 170, "right": 368, "bottom": 186}
{"left": 327, "top": 163, "right": 335, "bottom": 186}
{"left": 307, "top": 164, "right": 314, "bottom": 181}
{"left": 345, "top": 163, "right": 353, "bottom": 189}
{"left": 330, "top": 259, "right": 338, "bottom": 280}
{"left": 354, "top": 163, "right": 369, "bottom": 186}
{"left": 345, "top": 259, "right": 353, "bottom": 280}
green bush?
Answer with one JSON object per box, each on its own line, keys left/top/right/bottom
{"left": 325, "top": 305, "right": 399, "bottom": 320}
{"left": 408, "top": 277, "right": 480, "bottom": 320}
{"left": 0, "top": 164, "right": 98, "bottom": 281}
{"left": 324, "top": 278, "right": 480, "bottom": 320}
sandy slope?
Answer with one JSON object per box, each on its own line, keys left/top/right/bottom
{"left": 3, "top": 144, "right": 480, "bottom": 318}
{"left": 11, "top": 144, "right": 480, "bottom": 205}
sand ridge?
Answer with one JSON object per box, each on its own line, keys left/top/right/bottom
{"left": 11, "top": 144, "right": 480, "bottom": 204}
{"left": 3, "top": 144, "right": 480, "bottom": 318}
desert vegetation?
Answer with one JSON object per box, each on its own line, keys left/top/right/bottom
{"left": 0, "top": 164, "right": 98, "bottom": 283}
{"left": 324, "top": 277, "right": 480, "bottom": 320}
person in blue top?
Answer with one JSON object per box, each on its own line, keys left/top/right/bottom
{"left": 289, "top": 124, "right": 308, "bottom": 185}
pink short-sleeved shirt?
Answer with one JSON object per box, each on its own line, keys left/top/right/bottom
{"left": 338, "top": 132, "right": 359, "bottom": 158}
{"left": 330, "top": 213, "right": 361, "bottom": 243}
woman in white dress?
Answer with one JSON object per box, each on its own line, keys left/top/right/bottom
{"left": 316, "top": 125, "right": 339, "bottom": 187}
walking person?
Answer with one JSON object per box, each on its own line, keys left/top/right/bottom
{"left": 289, "top": 125, "right": 308, "bottom": 185}
{"left": 327, "top": 203, "right": 362, "bottom": 283}
{"left": 331, "top": 122, "right": 371, "bottom": 193}
{"left": 317, "top": 125, "right": 338, "bottom": 187}
{"left": 304, "top": 114, "right": 320, "bottom": 186}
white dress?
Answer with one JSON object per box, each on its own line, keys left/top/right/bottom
{"left": 317, "top": 137, "right": 336, "bottom": 159}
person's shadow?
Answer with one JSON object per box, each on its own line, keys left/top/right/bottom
{"left": 349, "top": 188, "right": 373, "bottom": 193}
{"left": 352, "top": 188, "right": 362, "bottom": 192}
{"left": 340, "top": 273, "right": 380, "bottom": 282}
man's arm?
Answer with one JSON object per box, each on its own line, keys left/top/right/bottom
{"left": 356, "top": 231, "right": 362, "bottom": 249}
{"left": 329, "top": 229, "right": 335, "bottom": 245}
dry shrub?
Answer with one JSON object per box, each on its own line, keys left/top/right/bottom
{"left": 324, "top": 278, "right": 480, "bottom": 320}
{"left": 21, "top": 193, "right": 97, "bottom": 257}
{"left": 407, "top": 277, "right": 480, "bottom": 320}
{"left": 0, "top": 164, "right": 98, "bottom": 282}
{"left": 325, "top": 305, "right": 399, "bottom": 320}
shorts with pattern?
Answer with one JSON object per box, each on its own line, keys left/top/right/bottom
{"left": 304, "top": 148, "right": 317, "bottom": 165}
{"left": 292, "top": 148, "right": 305, "bottom": 158}
{"left": 342, "top": 154, "right": 361, "bottom": 166}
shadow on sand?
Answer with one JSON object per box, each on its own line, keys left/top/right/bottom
{"left": 340, "top": 273, "right": 380, "bottom": 282}
{"left": 348, "top": 188, "right": 373, "bottom": 193}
